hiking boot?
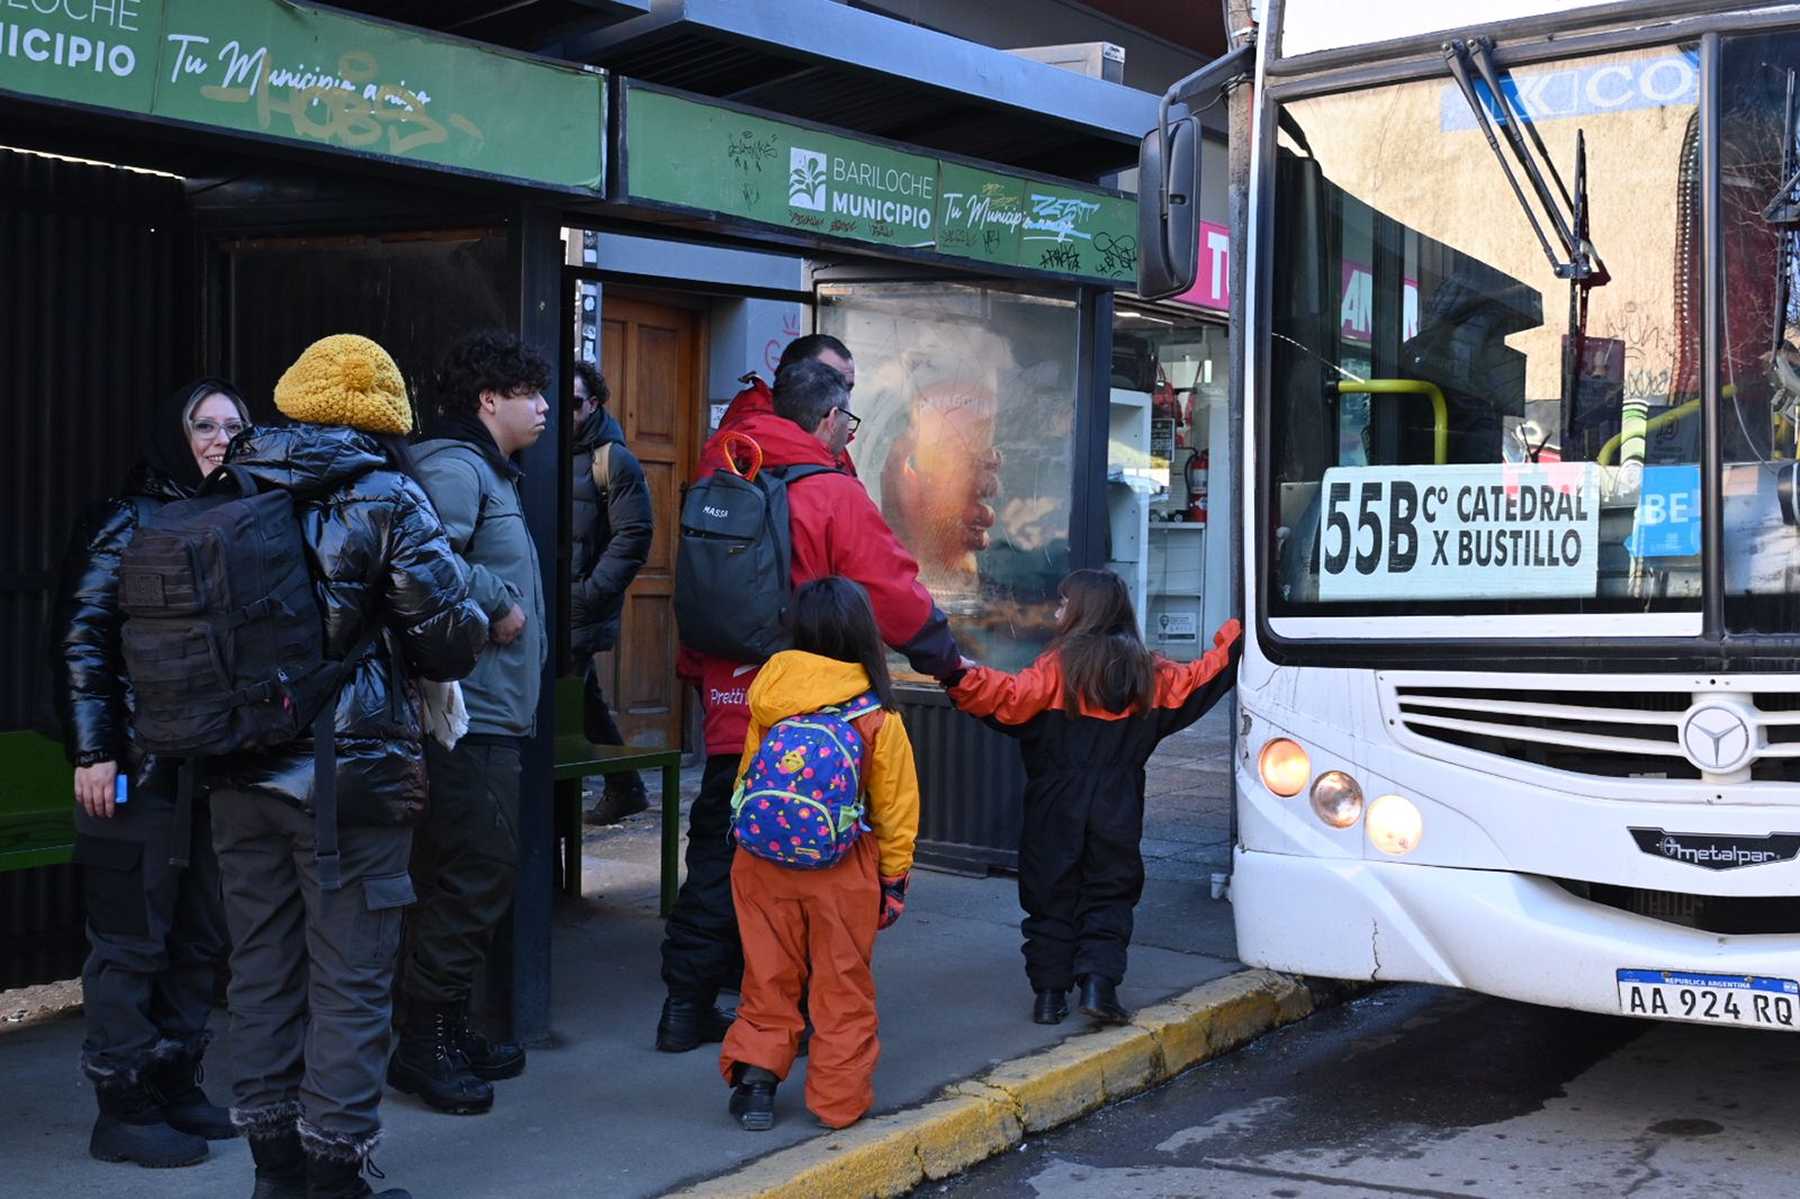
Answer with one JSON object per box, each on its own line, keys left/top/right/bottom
{"left": 89, "top": 1075, "right": 209, "bottom": 1168}
{"left": 387, "top": 1000, "right": 494, "bottom": 1114}
{"left": 145, "top": 1043, "right": 237, "bottom": 1140}
{"left": 728, "top": 1065, "right": 778, "bottom": 1132}
{"left": 655, "top": 993, "right": 736, "bottom": 1053}
{"left": 584, "top": 773, "right": 649, "bottom": 826}
{"left": 450, "top": 999, "right": 526, "bottom": 1082}
{"left": 1032, "top": 988, "right": 1070, "bottom": 1025}
{"left": 249, "top": 1127, "right": 307, "bottom": 1199}
{"left": 1078, "top": 976, "right": 1131, "bottom": 1026}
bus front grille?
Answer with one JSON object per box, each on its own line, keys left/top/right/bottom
{"left": 1392, "top": 684, "right": 1703, "bottom": 779}
{"left": 1553, "top": 879, "right": 1800, "bottom": 935}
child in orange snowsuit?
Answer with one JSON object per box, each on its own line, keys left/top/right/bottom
{"left": 720, "top": 577, "right": 920, "bottom": 1131}
{"left": 948, "top": 569, "right": 1240, "bottom": 1027}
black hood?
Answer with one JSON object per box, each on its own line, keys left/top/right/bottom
{"left": 573, "top": 407, "right": 625, "bottom": 456}
{"left": 227, "top": 424, "right": 393, "bottom": 498}
{"left": 142, "top": 377, "right": 245, "bottom": 494}
{"left": 122, "top": 461, "right": 194, "bottom": 504}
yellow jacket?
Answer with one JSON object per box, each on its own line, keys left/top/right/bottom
{"left": 738, "top": 651, "right": 920, "bottom": 878}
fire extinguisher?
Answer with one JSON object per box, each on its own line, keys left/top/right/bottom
{"left": 1185, "top": 449, "right": 1209, "bottom": 524}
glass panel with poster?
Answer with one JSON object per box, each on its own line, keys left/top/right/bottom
{"left": 816, "top": 281, "right": 1079, "bottom": 679}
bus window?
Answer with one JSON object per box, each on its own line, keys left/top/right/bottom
{"left": 1268, "top": 45, "right": 1702, "bottom": 617}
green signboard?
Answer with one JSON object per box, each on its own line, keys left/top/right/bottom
{"left": 0, "top": 0, "right": 603, "bottom": 192}
{"left": 624, "top": 83, "right": 1136, "bottom": 286}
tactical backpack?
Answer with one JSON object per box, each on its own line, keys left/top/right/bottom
{"left": 730, "top": 691, "right": 884, "bottom": 870}
{"left": 118, "top": 464, "right": 374, "bottom": 888}
{"left": 674, "top": 432, "right": 835, "bottom": 664}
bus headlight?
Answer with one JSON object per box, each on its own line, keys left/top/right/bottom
{"left": 1309, "top": 771, "right": 1363, "bottom": 828}
{"left": 1258, "top": 738, "right": 1310, "bottom": 797}
{"left": 1368, "top": 795, "right": 1423, "bottom": 855}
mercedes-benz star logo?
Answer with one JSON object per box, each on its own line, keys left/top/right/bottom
{"left": 1678, "top": 703, "right": 1755, "bottom": 773}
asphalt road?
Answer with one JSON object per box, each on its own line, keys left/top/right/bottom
{"left": 924, "top": 983, "right": 1800, "bottom": 1198}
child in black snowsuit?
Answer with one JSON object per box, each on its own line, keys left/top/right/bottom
{"left": 947, "top": 569, "right": 1241, "bottom": 1025}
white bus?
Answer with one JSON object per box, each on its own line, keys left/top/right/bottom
{"left": 1141, "top": 1, "right": 1800, "bottom": 1030}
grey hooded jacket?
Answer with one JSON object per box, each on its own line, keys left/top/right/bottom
{"left": 414, "top": 436, "right": 547, "bottom": 737}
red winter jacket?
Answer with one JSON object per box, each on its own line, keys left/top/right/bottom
{"left": 680, "top": 409, "right": 957, "bottom": 756}
{"left": 703, "top": 374, "right": 857, "bottom": 477}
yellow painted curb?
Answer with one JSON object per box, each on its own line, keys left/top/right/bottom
{"left": 667, "top": 969, "right": 1316, "bottom": 1199}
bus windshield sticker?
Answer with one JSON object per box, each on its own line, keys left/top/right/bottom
{"left": 1624, "top": 465, "right": 1701, "bottom": 559}
{"left": 1316, "top": 463, "right": 1601, "bottom": 601}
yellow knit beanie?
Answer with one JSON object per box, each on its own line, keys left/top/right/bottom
{"left": 273, "top": 334, "right": 413, "bottom": 435}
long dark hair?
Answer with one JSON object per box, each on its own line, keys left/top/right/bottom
{"left": 788, "top": 576, "right": 896, "bottom": 709}
{"left": 1052, "top": 569, "right": 1157, "bottom": 716}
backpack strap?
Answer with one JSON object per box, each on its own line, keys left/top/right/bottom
{"left": 311, "top": 622, "right": 386, "bottom": 892}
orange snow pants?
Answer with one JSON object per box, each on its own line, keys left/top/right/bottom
{"left": 719, "top": 834, "right": 880, "bottom": 1129}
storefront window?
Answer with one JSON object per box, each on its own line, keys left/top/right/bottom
{"left": 1111, "top": 306, "right": 1228, "bottom": 660}
{"left": 817, "top": 281, "right": 1080, "bottom": 678}
{"left": 1268, "top": 45, "right": 1701, "bottom": 619}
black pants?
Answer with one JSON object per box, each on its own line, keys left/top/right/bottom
{"left": 212, "top": 790, "right": 414, "bottom": 1142}
{"left": 1016, "top": 772, "right": 1146, "bottom": 992}
{"left": 401, "top": 738, "right": 522, "bottom": 1006}
{"left": 582, "top": 658, "right": 625, "bottom": 746}
{"left": 659, "top": 754, "right": 743, "bottom": 998}
{"left": 76, "top": 785, "right": 227, "bottom": 1082}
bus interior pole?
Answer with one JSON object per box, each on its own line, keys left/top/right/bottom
{"left": 1224, "top": 0, "right": 1255, "bottom": 880}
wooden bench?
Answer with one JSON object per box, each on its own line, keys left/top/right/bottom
{"left": 0, "top": 731, "right": 76, "bottom": 873}
{"left": 550, "top": 679, "right": 685, "bottom": 915}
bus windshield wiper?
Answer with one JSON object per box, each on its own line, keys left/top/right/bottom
{"left": 1444, "top": 36, "right": 1609, "bottom": 287}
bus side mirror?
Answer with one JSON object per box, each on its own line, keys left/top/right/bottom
{"left": 1136, "top": 115, "right": 1202, "bottom": 300}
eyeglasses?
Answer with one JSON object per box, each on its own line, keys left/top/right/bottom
{"left": 834, "top": 407, "right": 862, "bottom": 434}
{"left": 190, "top": 419, "right": 249, "bottom": 440}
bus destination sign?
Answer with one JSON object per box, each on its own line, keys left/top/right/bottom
{"left": 1317, "top": 463, "right": 1601, "bottom": 602}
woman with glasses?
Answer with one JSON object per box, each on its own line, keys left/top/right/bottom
{"left": 49, "top": 378, "right": 251, "bottom": 1168}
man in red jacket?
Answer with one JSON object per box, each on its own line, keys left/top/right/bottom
{"left": 705, "top": 334, "right": 858, "bottom": 477}
{"left": 657, "top": 358, "right": 962, "bottom": 1052}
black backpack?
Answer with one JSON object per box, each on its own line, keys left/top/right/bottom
{"left": 674, "top": 439, "right": 834, "bottom": 664}
{"left": 118, "top": 465, "right": 374, "bottom": 888}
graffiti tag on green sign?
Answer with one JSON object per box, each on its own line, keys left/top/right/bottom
{"left": 625, "top": 84, "right": 1136, "bottom": 285}
{"left": 0, "top": 0, "right": 603, "bottom": 191}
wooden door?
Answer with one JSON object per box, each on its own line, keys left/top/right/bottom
{"left": 593, "top": 295, "right": 699, "bottom": 748}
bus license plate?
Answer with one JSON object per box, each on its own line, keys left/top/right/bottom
{"left": 1616, "top": 969, "right": 1799, "bottom": 1030}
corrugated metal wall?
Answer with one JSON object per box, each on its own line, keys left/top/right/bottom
{"left": 900, "top": 689, "right": 1026, "bottom": 873}
{"left": 1, "top": 148, "right": 187, "bottom": 990}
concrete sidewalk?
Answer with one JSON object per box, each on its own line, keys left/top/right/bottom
{"left": 0, "top": 709, "right": 1248, "bottom": 1198}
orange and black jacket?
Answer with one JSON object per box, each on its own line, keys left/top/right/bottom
{"left": 947, "top": 620, "right": 1242, "bottom": 787}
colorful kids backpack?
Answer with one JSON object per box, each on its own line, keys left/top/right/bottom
{"left": 731, "top": 691, "right": 885, "bottom": 869}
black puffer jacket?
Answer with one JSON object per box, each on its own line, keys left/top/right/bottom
{"left": 211, "top": 424, "right": 489, "bottom": 827}
{"left": 50, "top": 462, "right": 193, "bottom": 790}
{"left": 570, "top": 407, "right": 652, "bottom": 661}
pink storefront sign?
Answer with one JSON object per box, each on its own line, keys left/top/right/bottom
{"left": 1174, "top": 219, "right": 1232, "bottom": 311}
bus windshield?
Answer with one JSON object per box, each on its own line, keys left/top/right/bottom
{"left": 1268, "top": 44, "right": 1714, "bottom": 620}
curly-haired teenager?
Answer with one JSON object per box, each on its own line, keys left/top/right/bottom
{"left": 391, "top": 330, "right": 551, "bottom": 1116}
{"left": 947, "top": 570, "right": 1241, "bottom": 1026}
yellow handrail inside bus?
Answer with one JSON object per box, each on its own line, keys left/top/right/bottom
{"left": 1332, "top": 379, "right": 1449, "bottom": 465}
{"left": 1596, "top": 398, "right": 1701, "bottom": 466}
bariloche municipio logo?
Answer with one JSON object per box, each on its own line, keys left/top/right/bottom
{"left": 789, "top": 148, "right": 827, "bottom": 211}
{"left": 1629, "top": 827, "right": 1800, "bottom": 870}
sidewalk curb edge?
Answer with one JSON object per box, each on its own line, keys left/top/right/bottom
{"left": 669, "top": 968, "right": 1317, "bottom": 1198}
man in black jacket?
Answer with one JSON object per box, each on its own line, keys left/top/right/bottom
{"left": 569, "top": 362, "right": 654, "bottom": 824}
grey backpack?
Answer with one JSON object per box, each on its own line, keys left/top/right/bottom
{"left": 674, "top": 444, "right": 834, "bottom": 663}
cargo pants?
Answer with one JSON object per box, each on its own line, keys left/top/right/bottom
{"left": 399, "top": 737, "right": 521, "bottom": 1006}
{"left": 211, "top": 790, "right": 414, "bottom": 1145}
{"left": 75, "top": 780, "right": 227, "bottom": 1082}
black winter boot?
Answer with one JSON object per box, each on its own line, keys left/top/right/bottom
{"left": 728, "top": 1064, "right": 779, "bottom": 1132}
{"left": 298, "top": 1120, "right": 410, "bottom": 1199}
{"left": 387, "top": 1000, "right": 494, "bottom": 1114}
{"left": 655, "top": 993, "right": 736, "bottom": 1053}
{"left": 584, "top": 772, "right": 649, "bottom": 826}
{"left": 450, "top": 999, "right": 526, "bottom": 1081}
{"left": 145, "top": 1040, "right": 237, "bottom": 1140}
{"left": 1078, "top": 975, "right": 1131, "bottom": 1026}
{"left": 248, "top": 1131, "right": 307, "bottom": 1199}
{"left": 1032, "top": 988, "right": 1070, "bottom": 1025}
{"left": 89, "top": 1074, "right": 209, "bottom": 1168}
